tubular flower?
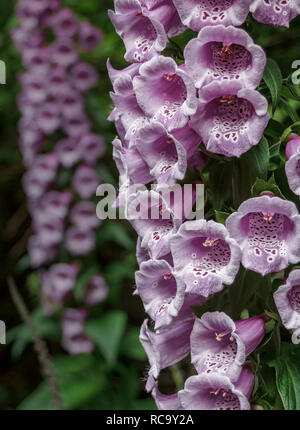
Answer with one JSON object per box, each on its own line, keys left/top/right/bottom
{"left": 172, "top": 0, "right": 252, "bottom": 32}
{"left": 170, "top": 220, "right": 241, "bottom": 298}
{"left": 285, "top": 134, "right": 300, "bottom": 196}
{"left": 190, "top": 312, "right": 266, "bottom": 381}
{"left": 274, "top": 269, "right": 300, "bottom": 344}
{"left": 184, "top": 25, "right": 266, "bottom": 89}
{"left": 250, "top": 0, "right": 300, "bottom": 27}
{"left": 61, "top": 308, "right": 94, "bottom": 355}
{"left": 226, "top": 195, "right": 300, "bottom": 275}
{"left": 133, "top": 55, "right": 197, "bottom": 131}
{"left": 190, "top": 81, "right": 269, "bottom": 158}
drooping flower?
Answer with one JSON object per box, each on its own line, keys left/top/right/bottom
{"left": 170, "top": 220, "right": 241, "bottom": 298}
{"left": 70, "top": 201, "right": 101, "bottom": 230}
{"left": 190, "top": 312, "right": 266, "bottom": 381}
{"left": 79, "top": 133, "right": 106, "bottom": 165}
{"left": 84, "top": 274, "right": 109, "bottom": 306}
{"left": 274, "top": 269, "right": 300, "bottom": 344}
{"left": 285, "top": 134, "right": 300, "bottom": 196}
{"left": 190, "top": 80, "right": 269, "bottom": 157}
{"left": 78, "top": 21, "right": 103, "bottom": 52}
{"left": 152, "top": 383, "right": 183, "bottom": 410}
{"left": 65, "top": 225, "right": 95, "bottom": 256}
{"left": 140, "top": 318, "right": 194, "bottom": 392}
{"left": 71, "top": 62, "right": 99, "bottom": 92}
{"left": 184, "top": 25, "right": 266, "bottom": 89}
{"left": 178, "top": 363, "right": 254, "bottom": 410}
{"left": 172, "top": 0, "right": 252, "bottom": 32}
{"left": 226, "top": 195, "right": 300, "bottom": 275}
{"left": 40, "top": 263, "right": 79, "bottom": 305}
{"left": 71, "top": 165, "right": 101, "bottom": 199}
{"left": 250, "top": 0, "right": 300, "bottom": 28}
{"left": 133, "top": 55, "right": 197, "bottom": 131}
{"left": 61, "top": 308, "right": 94, "bottom": 355}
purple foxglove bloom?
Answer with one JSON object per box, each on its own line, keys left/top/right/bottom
{"left": 61, "top": 90, "right": 84, "bottom": 119}
{"left": 184, "top": 25, "right": 266, "bottom": 89}
{"left": 19, "top": 72, "right": 48, "bottom": 104}
{"left": 108, "top": 0, "right": 168, "bottom": 63}
{"left": 79, "top": 133, "right": 106, "bottom": 165}
{"left": 173, "top": 0, "right": 252, "bottom": 31}
{"left": 136, "top": 236, "right": 151, "bottom": 265}
{"left": 178, "top": 363, "right": 254, "bottom": 410}
{"left": 190, "top": 80, "right": 269, "bottom": 158}
{"left": 37, "top": 101, "right": 61, "bottom": 135}
{"left": 285, "top": 134, "right": 300, "bottom": 196}
{"left": 52, "top": 8, "right": 78, "bottom": 37}
{"left": 84, "top": 275, "right": 109, "bottom": 306}
{"left": 42, "top": 263, "right": 79, "bottom": 304}
{"left": 141, "top": 0, "right": 186, "bottom": 37}
{"left": 61, "top": 308, "right": 94, "bottom": 355}
{"left": 133, "top": 55, "right": 197, "bottom": 131}
{"left": 48, "top": 66, "right": 68, "bottom": 97}
{"left": 22, "top": 170, "right": 49, "bottom": 200}
{"left": 51, "top": 39, "right": 78, "bottom": 68}
{"left": 35, "top": 190, "right": 73, "bottom": 220}
{"left": 191, "top": 312, "right": 266, "bottom": 381}
{"left": 79, "top": 21, "right": 103, "bottom": 52}
{"left": 28, "top": 235, "right": 57, "bottom": 268}
{"left": 274, "top": 269, "right": 300, "bottom": 344}
{"left": 170, "top": 220, "right": 241, "bottom": 298}
{"left": 250, "top": 0, "right": 300, "bottom": 28}
{"left": 226, "top": 195, "right": 300, "bottom": 275}
{"left": 136, "top": 122, "right": 200, "bottom": 186}
{"left": 107, "top": 59, "right": 140, "bottom": 85}
{"left": 140, "top": 318, "right": 194, "bottom": 392}
{"left": 152, "top": 384, "right": 183, "bottom": 410}
{"left": 55, "top": 138, "right": 82, "bottom": 168}
{"left": 70, "top": 201, "right": 101, "bottom": 229}
{"left": 71, "top": 62, "right": 99, "bottom": 92}
{"left": 22, "top": 47, "right": 50, "bottom": 76}
{"left": 63, "top": 113, "right": 91, "bottom": 138}
{"left": 33, "top": 215, "right": 65, "bottom": 247}
{"left": 65, "top": 225, "right": 95, "bottom": 256}
{"left": 33, "top": 153, "right": 60, "bottom": 182}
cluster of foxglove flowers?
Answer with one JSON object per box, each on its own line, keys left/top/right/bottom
{"left": 108, "top": 0, "right": 300, "bottom": 410}
{"left": 14, "top": 0, "right": 108, "bottom": 355}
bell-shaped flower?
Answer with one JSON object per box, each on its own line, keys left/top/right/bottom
{"left": 184, "top": 25, "right": 266, "bottom": 89}
{"left": 190, "top": 80, "right": 269, "bottom": 158}
{"left": 141, "top": 0, "right": 186, "bottom": 37}
{"left": 61, "top": 308, "right": 94, "bottom": 355}
{"left": 226, "top": 195, "right": 300, "bottom": 275}
{"left": 70, "top": 201, "right": 101, "bottom": 230}
{"left": 41, "top": 263, "right": 79, "bottom": 305}
{"left": 79, "top": 21, "right": 103, "bottom": 52}
{"left": 170, "top": 220, "right": 241, "bottom": 298}
{"left": 55, "top": 138, "right": 82, "bottom": 168}
{"left": 84, "top": 274, "right": 109, "bottom": 306}
{"left": 250, "top": 0, "right": 300, "bottom": 28}
{"left": 71, "top": 62, "right": 99, "bottom": 92}
{"left": 285, "top": 134, "right": 300, "bottom": 196}
{"left": 65, "top": 226, "right": 95, "bottom": 256}
{"left": 71, "top": 165, "right": 101, "bottom": 199}
{"left": 172, "top": 0, "right": 252, "bottom": 32}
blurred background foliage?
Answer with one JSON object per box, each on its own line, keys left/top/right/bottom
{"left": 0, "top": 0, "right": 300, "bottom": 410}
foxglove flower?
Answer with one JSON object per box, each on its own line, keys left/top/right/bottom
{"left": 108, "top": 0, "right": 168, "bottom": 63}
{"left": 285, "top": 134, "right": 300, "bottom": 196}
{"left": 84, "top": 275, "right": 109, "bottom": 306}
{"left": 71, "top": 62, "right": 99, "bottom": 92}
{"left": 51, "top": 38, "right": 78, "bottom": 67}
{"left": 141, "top": 0, "right": 186, "bottom": 37}
{"left": 191, "top": 312, "right": 266, "bottom": 381}
{"left": 72, "top": 165, "right": 101, "bottom": 199}
{"left": 61, "top": 308, "right": 94, "bottom": 355}
{"left": 172, "top": 0, "right": 252, "bottom": 32}
{"left": 170, "top": 220, "right": 241, "bottom": 298}
{"left": 55, "top": 138, "right": 82, "bottom": 168}
{"left": 250, "top": 0, "right": 300, "bottom": 28}
{"left": 152, "top": 384, "right": 183, "bottom": 410}
{"left": 79, "top": 21, "right": 103, "bottom": 52}
{"left": 140, "top": 318, "right": 194, "bottom": 392}
{"left": 133, "top": 55, "right": 197, "bottom": 131}
{"left": 65, "top": 226, "right": 95, "bottom": 257}
{"left": 226, "top": 195, "right": 300, "bottom": 275}
{"left": 184, "top": 25, "right": 266, "bottom": 89}
{"left": 274, "top": 269, "right": 300, "bottom": 344}
{"left": 70, "top": 201, "right": 101, "bottom": 230}
{"left": 52, "top": 8, "right": 78, "bottom": 37}
{"left": 178, "top": 363, "right": 254, "bottom": 410}
{"left": 41, "top": 263, "right": 79, "bottom": 304}
{"left": 79, "top": 133, "right": 106, "bottom": 165}
{"left": 190, "top": 81, "right": 269, "bottom": 157}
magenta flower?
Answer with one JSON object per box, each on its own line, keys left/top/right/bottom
{"left": 65, "top": 226, "right": 95, "bottom": 256}
{"left": 108, "top": 0, "right": 167, "bottom": 63}
{"left": 285, "top": 134, "right": 300, "bottom": 196}
{"left": 51, "top": 38, "right": 78, "bottom": 68}
{"left": 274, "top": 269, "right": 300, "bottom": 344}
{"left": 170, "top": 220, "right": 241, "bottom": 298}
{"left": 70, "top": 201, "right": 101, "bottom": 230}
{"left": 133, "top": 55, "right": 197, "bottom": 131}
{"left": 72, "top": 165, "right": 101, "bottom": 199}
{"left": 178, "top": 363, "right": 254, "bottom": 410}
{"left": 152, "top": 384, "right": 183, "bottom": 410}
{"left": 52, "top": 8, "right": 78, "bottom": 37}
{"left": 141, "top": 0, "right": 186, "bottom": 37}
{"left": 184, "top": 25, "right": 266, "bottom": 89}
{"left": 71, "top": 62, "right": 99, "bottom": 92}
{"left": 55, "top": 138, "right": 82, "bottom": 168}
{"left": 190, "top": 81, "right": 269, "bottom": 157}
{"left": 136, "top": 122, "right": 200, "bottom": 186}
{"left": 250, "top": 0, "right": 300, "bottom": 28}
{"left": 140, "top": 318, "right": 194, "bottom": 392}
{"left": 79, "top": 21, "right": 103, "bottom": 52}
{"left": 61, "top": 90, "right": 84, "bottom": 119}
{"left": 226, "top": 195, "right": 300, "bottom": 275}
{"left": 41, "top": 263, "right": 79, "bottom": 304}
{"left": 35, "top": 190, "right": 73, "bottom": 220}
{"left": 84, "top": 274, "right": 109, "bottom": 306}
{"left": 172, "top": 0, "right": 252, "bottom": 31}
{"left": 61, "top": 308, "right": 94, "bottom": 355}
{"left": 79, "top": 133, "right": 106, "bottom": 165}
{"left": 28, "top": 235, "right": 57, "bottom": 268}
{"left": 191, "top": 312, "right": 266, "bottom": 381}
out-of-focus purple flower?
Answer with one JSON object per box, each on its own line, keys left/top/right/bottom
{"left": 170, "top": 220, "right": 241, "bottom": 298}
{"left": 133, "top": 55, "right": 197, "bottom": 131}
{"left": 61, "top": 89, "right": 84, "bottom": 119}
{"left": 37, "top": 101, "right": 61, "bottom": 135}
{"left": 79, "top": 21, "right": 103, "bottom": 52}
{"left": 250, "top": 0, "right": 300, "bottom": 27}
{"left": 22, "top": 47, "right": 50, "bottom": 76}
{"left": 285, "top": 134, "right": 300, "bottom": 196}
{"left": 178, "top": 363, "right": 254, "bottom": 410}
{"left": 71, "top": 62, "right": 99, "bottom": 92}
{"left": 61, "top": 308, "right": 94, "bottom": 355}
{"left": 48, "top": 66, "right": 68, "bottom": 97}
{"left": 33, "top": 215, "right": 65, "bottom": 247}
{"left": 55, "top": 138, "right": 82, "bottom": 168}
{"left": 84, "top": 274, "right": 109, "bottom": 306}
{"left": 72, "top": 165, "right": 101, "bottom": 199}
{"left": 34, "top": 190, "right": 73, "bottom": 221}
{"left": 191, "top": 312, "right": 265, "bottom": 381}
{"left": 41, "top": 263, "right": 79, "bottom": 304}
{"left": 274, "top": 269, "right": 300, "bottom": 344}
{"left": 172, "top": 0, "right": 252, "bottom": 31}
{"left": 63, "top": 113, "right": 91, "bottom": 137}
{"left": 226, "top": 195, "right": 300, "bottom": 275}
{"left": 51, "top": 38, "right": 78, "bottom": 68}
{"left": 190, "top": 81, "right": 269, "bottom": 158}
{"left": 108, "top": 0, "right": 168, "bottom": 63}
{"left": 79, "top": 133, "right": 106, "bottom": 165}
{"left": 65, "top": 225, "right": 95, "bottom": 256}
{"left": 140, "top": 318, "right": 194, "bottom": 392}
{"left": 28, "top": 235, "right": 57, "bottom": 268}
{"left": 52, "top": 8, "right": 78, "bottom": 37}
{"left": 70, "top": 201, "right": 101, "bottom": 229}
{"left": 184, "top": 25, "right": 266, "bottom": 89}
{"left": 19, "top": 72, "right": 48, "bottom": 104}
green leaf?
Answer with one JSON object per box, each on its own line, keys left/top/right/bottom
{"left": 206, "top": 161, "right": 233, "bottom": 210}
{"left": 215, "top": 210, "right": 230, "bottom": 225}
{"left": 266, "top": 343, "right": 300, "bottom": 410}
{"left": 263, "top": 58, "right": 283, "bottom": 114}
{"left": 85, "top": 311, "right": 127, "bottom": 364}
{"left": 251, "top": 177, "right": 285, "bottom": 199}
{"left": 121, "top": 327, "right": 146, "bottom": 361}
